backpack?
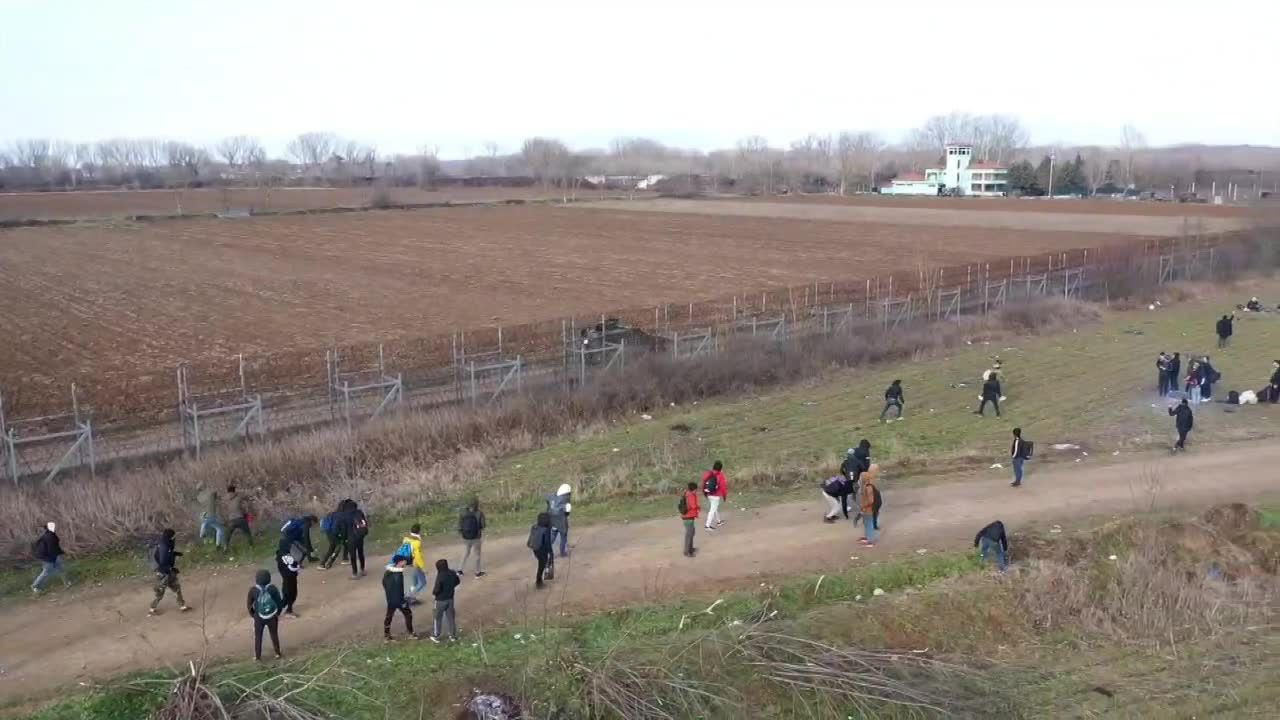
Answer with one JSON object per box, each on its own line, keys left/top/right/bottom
{"left": 396, "top": 540, "right": 414, "bottom": 560}
{"left": 320, "top": 513, "right": 336, "bottom": 534}
{"left": 460, "top": 511, "right": 481, "bottom": 540}
{"left": 254, "top": 585, "right": 280, "bottom": 618}
{"left": 352, "top": 512, "right": 368, "bottom": 536}
{"left": 702, "top": 472, "right": 719, "bottom": 496}
{"left": 677, "top": 493, "right": 689, "bottom": 515}
{"left": 1023, "top": 441, "right": 1034, "bottom": 459}
{"left": 281, "top": 517, "right": 303, "bottom": 536}
{"left": 526, "top": 525, "right": 544, "bottom": 551}
{"left": 823, "top": 476, "right": 844, "bottom": 494}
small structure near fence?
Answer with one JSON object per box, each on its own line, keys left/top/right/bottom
{"left": 0, "top": 385, "right": 94, "bottom": 483}
{"left": 326, "top": 345, "right": 404, "bottom": 430}
{"left": 177, "top": 355, "right": 263, "bottom": 459}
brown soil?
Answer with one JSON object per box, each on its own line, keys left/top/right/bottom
{"left": 1, "top": 442, "right": 1278, "bottom": 705}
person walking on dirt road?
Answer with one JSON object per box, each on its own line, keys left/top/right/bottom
{"left": 149, "top": 529, "right": 189, "bottom": 615}
{"left": 527, "top": 513, "right": 554, "bottom": 589}
{"left": 275, "top": 537, "right": 301, "bottom": 616}
{"left": 225, "top": 484, "right": 254, "bottom": 548}
{"left": 457, "top": 499, "right": 486, "bottom": 577}
{"left": 858, "top": 465, "right": 883, "bottom": 548}
{"left": 840, "top": 441, "right": 872, "bottom": 525}
{"left": 280, "top": 515, "right": 319, "bottom": 566}
{"left": 1169, "top": 398, "right": 1194, "bottom": 451}
{"left": 246, "top": 569, "right": 284, "bottom": 661}
{"left": 880, "top": 379, "right": 905, "bottom": 421}
{"left": 347, "top": 502, "right": 369, "bottom": 578}
{"left": 396, "top": 524, "right": 428, "bottom": 603}
{"left": 1010, "top": 428, "right": 1033, "bottom": 487}
{"left": 680, "top": 481, "right": 701, "bottom": 557}
{"left": 196, "top": 484, "right": 227, "bottom": 551}
{"left": 546, "top": 484, "right": 573, "bottom": 558}
{"left": 429, "top": 559, "right": 461, "bottom": 643}
{"left": 31, "top": 521, "right": 71, "bottom": 594}
{"left": 382, "top": 555, "right": 418, "bottom": 641}
{"left": 974, "top": 520, "right": 1010, "bottom": 572}
{"left": 702, "top": 461, "right": 728, "bottom": 530}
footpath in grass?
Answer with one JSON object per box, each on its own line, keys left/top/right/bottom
{"left": 26, "top": 502, "right": 1280, "bottom": 720}
{"left": 6, "top": 282, "right": 1279, "bottom": 603}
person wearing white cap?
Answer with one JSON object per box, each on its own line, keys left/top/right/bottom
{"left": 32, "top": 521, "right": 71, "bottom": 594}
{"left": 545, "top": 483, "right": 572, "bottom": 558}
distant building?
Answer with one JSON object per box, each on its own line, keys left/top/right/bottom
{"left": 882, "top": 144, "right": 1008, "bottom": 197}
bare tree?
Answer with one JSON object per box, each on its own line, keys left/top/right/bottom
{"left": 835, "top": 131, "right": 884, "bottom": 194}
{"left": 215, "top": 135, "right": 259, "bottom": 168}
{"left": 1120, "top": 124, "right": 1146, "bottom": 187}
{"left": 416, "top": 145, "right": 441, "bottom": 188}
{"left": 785, "top": 134, "right": 833, "bottom": 193}
{"left": 164, "top": 141, "right": 210, "bottom": 182}
{"left": 610, "top": 137, "right": 667, "bottom": 197}
{"left": 522, "top": 137, "right": 569, "bottom": 190}
{"left": 286, "top": 131, "right": 338, "bottom": 175}
{"left": 483, "top": 141, "right": 502, "bottom": 175}
{"left": 977, "top": 115, "right": 1028, "bottom": 164}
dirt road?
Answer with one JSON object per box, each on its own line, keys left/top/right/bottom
{"left": 2, "top": 444, "right": 1278, "bottom": 704}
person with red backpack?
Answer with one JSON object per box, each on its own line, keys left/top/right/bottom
{"left": 701, "top": 461, "right": 728, "bottom": 531}
{"left": 679, "top": 482, "right": 701, "bottom": 557}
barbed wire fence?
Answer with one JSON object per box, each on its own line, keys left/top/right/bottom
{"left": 0, "top": 229, "right": 1239, "bottom": 484}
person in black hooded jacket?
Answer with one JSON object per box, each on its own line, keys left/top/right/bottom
{"left": 1169, "top": 399, "right": 1194, "bottom": 451}
{"left": 31, "top": 522, "right": 71, "bottom": 594}
{"left": 839, "top": 440, "right": 872, "bottom": 525}
{"left": 149, "top": 529, "right": 189, "bottom": 614}
{"left": 275, "top": 536, "right": 301, "bottom": 616}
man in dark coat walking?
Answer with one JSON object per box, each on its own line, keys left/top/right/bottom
{"left": 1169, "top": 399, "right": 1194, "bottom": 451}
{"left": 1215, "top": 314, "right": 1234, "bottom": 349}
{"left": 31, "top": 522, "right": 71, "bottom": 594}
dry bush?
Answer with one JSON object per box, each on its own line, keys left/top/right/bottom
{"left": 0, "top": 298, "right": 1101, "bottom": 560}
{"left": 1017, "top": 517, "right": 1278, "bottom": 646}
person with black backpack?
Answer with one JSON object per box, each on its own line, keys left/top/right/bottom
{"left": 701, "top": 461, "right": 728, "bottom": 531}
{"left": 1010, "top": 428, "right": 1033, "bottom": 487}
{"left": 457, "top": 499, "right": 486, "bottom": 577}
{"left": 246, "top": 569, "right": 284, "bottom": 661}
{"left": 527, "top": 513, "right": 554, "bottom": 589}
{"left": 347, "top": 502, "right": 369, "bottom": 578}
{"left": 148, "top": 529, "right": 189, "bottom": 615}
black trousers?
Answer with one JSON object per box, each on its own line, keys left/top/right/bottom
{"left": 534, "top": 550, "right": 550, "bottom": 586}
{"left": 384, "top": 605, "right": 414, "bottom": 636}
{"left": 320, "top": 534, "right": 348, "bottom": 568}
{"left": 1176, "top": 428, "right": 1189, "bottom": 449}
{"left": 1158, "top": 372, "right": 1170, "bottom": 396}
{"left": 253, "top": 616, "right": 281, "bottom": 659}
{"left": 978, "top": 396, "right": 1000, "bottom": 416}
{"left": 348, "top": 536, "right": 366, "bottom": 575}
{"left": 227, "top": 517, "right": 253, "bottom": 546}
{"left": 281, "top": 574, "right": 297, "bottom": 612}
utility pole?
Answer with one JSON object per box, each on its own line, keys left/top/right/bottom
{"left": 1047, "top": 152, "right": 1056, "bottom": 198}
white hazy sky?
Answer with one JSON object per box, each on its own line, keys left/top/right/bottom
{"left": 2, "top": 0, "right": 1278, "bottom": 158}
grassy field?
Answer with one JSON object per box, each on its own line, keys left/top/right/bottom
{"left": 5, "top": 280, "right": 1278, "bottom": 602}
{"left": 22, "top": 502, "right": 1280, "bottom": 720}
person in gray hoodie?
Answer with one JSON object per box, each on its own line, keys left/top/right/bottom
{"left": 545, "top": 483, "right": 572, "bottom": 558}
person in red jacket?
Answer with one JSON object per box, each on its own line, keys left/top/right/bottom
{"left": 680, "top": 482, "right": 701, "bottom": 557}
{"left": 701, "top": 461, "right": 728, "bottom": 531}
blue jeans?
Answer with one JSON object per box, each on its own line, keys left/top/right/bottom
{"left": 33, "top": 556, "right": 68, "bottom": 590}
{"left": 199, "top": 514, "right": 226, "bottom": 547}
{"left": 553, "top": 523, "right": 569, "bottom": 557}
{"left": 409, "top": 568, "right": 428, "bottom": 597}
{"left": 864, "top": 512, "right": 880, "bottom": 543}
{"left": 980, "top": 537, "right": 1008, "bottom": 571}
{"left": 1012, "top": 457, "right": 1026, "bottom": 485}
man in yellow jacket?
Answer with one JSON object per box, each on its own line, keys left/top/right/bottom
{"left": 397, "top": 524, "right": 428, "bottom": 603}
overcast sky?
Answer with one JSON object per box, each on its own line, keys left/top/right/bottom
{"left": 2, "top": 0, "right": 1277, "bottom": 158}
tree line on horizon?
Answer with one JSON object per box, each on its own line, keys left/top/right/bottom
{"left": 1, "top": 115, "right": 1273, "bottom": 198}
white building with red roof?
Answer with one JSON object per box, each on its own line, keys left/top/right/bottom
{"left": 882, "top": 143, "right": 1008, "bottom": 197}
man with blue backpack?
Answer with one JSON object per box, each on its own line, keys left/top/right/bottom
{"left": 246, "top": 569, "right": 284, "bottom": 661}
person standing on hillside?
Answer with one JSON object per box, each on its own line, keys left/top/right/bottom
{"left": 457, "top": 499, "right": 486, "bottom": 577}
{"left": 680, "top": 481, "right": 701, "bottom": 557}
{"left": 546, "top": 484, "right": 572, "bottom": 558}
{"left": 246, "top": 569, "right": 284, "bottom": 661}
{"left": 381, "top": 555, "right": 418, "bottom": 641}
{"left": 527, "top": 513, "right": 554, "bottom": 589}
{"left": 225, "top": 484, "right": 254, "bottom": 548}
{"left": 1168, "top": 353, "right": 1182, "bottom": 398}
{"left": 880, "top": 379, "right": 905, "bottom": 421}
{"left": 347, "top": 501, "right": 369, "bottom": 578}
{"left": 149, "top": 529, "right": 190, "bottom": 615}
{"left": 31, "top": 521, "right": 71, "bottom": 594}
{"left": 1009, "top": 428, "right": 1033, "bottom": 487}
{"left": 973, "top": 520, "right": 1010, "bottom": 572}
{"left": 275, "top": 537, "right": 301, "bottom": 616}
{"left": 1169, "top": 398, "right": 1194, "bottom": 452}
{"left": 858, "top": 465, "right": 883, "bottom": 548}
{"left": 702, "top": 461, "right": 728, "bottom": 530}
{"left": 196, "top": 484, "right": 227, "bottom": 551}
{"left": 1200, "top": 355, "right": 1220, "bottom": 402}
{"left": 1215, "top": 314, "right": 1234, "bottom": 349}
{"left": 429, "top": 559, "right": 461, "bottom": 643}
{"left": 1267, "top": 360, "right": 1280, "bottom": 403}
{"left": 977, "top": 372, "right": 1002, "bottom": 417}
{"left": 1185, "top": 360, "right": 1203, "bottom": 404}
{"left": 1156, "top": 352, "right": 1171, "bottom": 397}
